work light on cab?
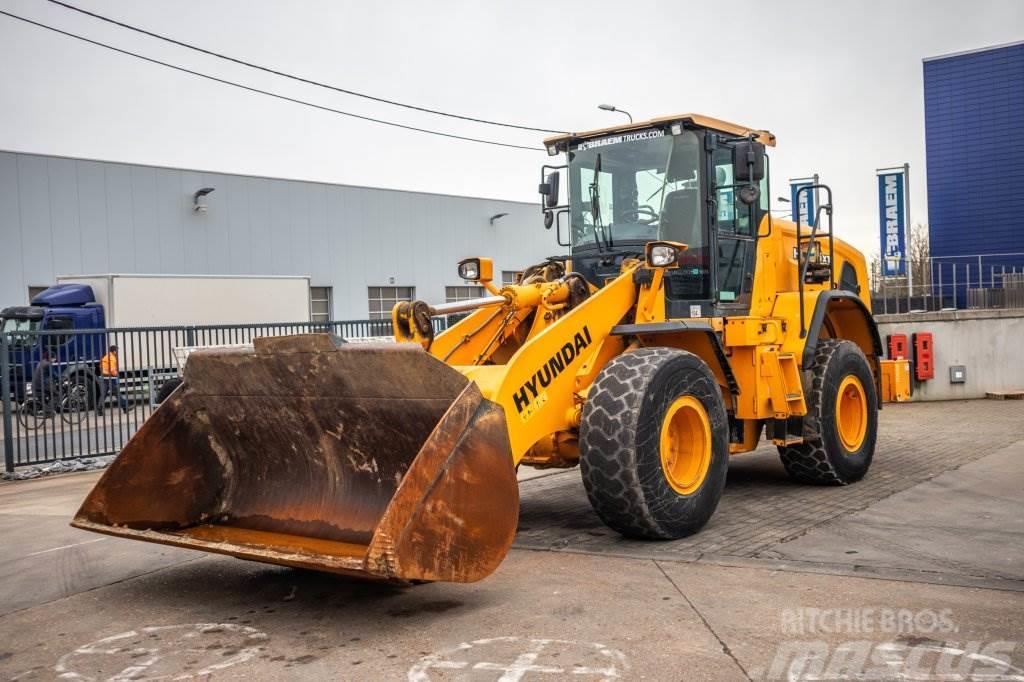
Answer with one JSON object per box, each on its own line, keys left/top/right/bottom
{"left": 458, "top": 257, "right": 493, "bottom": 283}
{"left": 645, "top": 241, "right": 687, "bottom": 268}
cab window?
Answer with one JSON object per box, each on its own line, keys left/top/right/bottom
{"left": 712, "top": 147, "right": 755, "bottom": 236}
{"left": 44, "top": 316, "right": 75, "bottom": 348}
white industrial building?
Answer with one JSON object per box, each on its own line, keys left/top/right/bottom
{"left": 0, "top": 150, "right": 561, "bottom": 322}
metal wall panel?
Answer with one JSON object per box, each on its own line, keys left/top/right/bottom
{"left": 0, "top": 154, "right": 25, "bottom": 301}
{"left": 924, "top": 42, "right": 1024, "bottom": 260}
{"left": 0, "top": 151, "right": 560, "bottom": 316}
{"left": 16, "top": 155, "right": 54, "bottom": 292}
{"left": 103, "top": 163, "right": 136, "bottom": 272}
{"left": 76, "top": 161, "right": 111, "bottom": 275}
{"left": 154, "top": 167, "right": 186, "bottom": 273}
{"left": 46, "top": 157, "right": 84, "bottom": 279}
{"left": 248, "top": 177, "right": 273, "bottom": 275}
{"left": 130, "top": 165, "right": 160, "bottom": 274}
{"left": 224, "top": 174, "right": 251, "bottom": 275}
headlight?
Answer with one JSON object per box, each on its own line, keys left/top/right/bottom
{"left": 647, "top": 244, "right": 680, "bottom": 268}
{"left": 458, "top": 258, "right": 481, "bottom": 281}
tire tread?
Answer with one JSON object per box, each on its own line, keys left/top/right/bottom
{"left": 779, "top": 339, "right": 874, "bottom": 485}
{"left": 580, "top": 347, "right": 727, "bottom": 539}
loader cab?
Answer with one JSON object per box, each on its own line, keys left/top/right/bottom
{"left": 543, "top": 117, "right": 770, "bottom": 318}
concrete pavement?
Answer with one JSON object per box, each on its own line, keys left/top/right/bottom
{"left": 0, "top": 400, "right": 1022, "bottom": 680}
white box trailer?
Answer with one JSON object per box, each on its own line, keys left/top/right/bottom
{"left": 55, "top": 274, "right": 312, "bottom": 328}
{"left": 53, "top": 274, "right": 313, "bottom": 377}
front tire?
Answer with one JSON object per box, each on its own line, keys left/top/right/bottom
{"left": 66, "top": 372, "right": 101, "bottom": 410}
{"left": 778, "top": 339, "right": 878, "bottom": 485}
{"left": 580, "top": 348, "right": 730, "bottom": 539}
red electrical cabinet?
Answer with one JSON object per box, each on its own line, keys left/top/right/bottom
{"left": 912, "top": 332, "right": 934, "bottom": 381}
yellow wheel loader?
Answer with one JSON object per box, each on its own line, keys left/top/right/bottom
{"left": 74, "top": 113, "right": 906, "bottom": 584}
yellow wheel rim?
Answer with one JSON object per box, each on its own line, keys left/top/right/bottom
{"left": 835, "top": 375, "right": 868, "bottom": 452}
{"left": 659, "top": 395, "right": 712, "bottom": 495}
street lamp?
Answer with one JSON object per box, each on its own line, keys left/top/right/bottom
{"left": 598, "top": 103, "right": 633, "bottom": 123}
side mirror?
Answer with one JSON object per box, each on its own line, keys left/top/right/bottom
{"left": 737, "top": 184, "right": 761, "bottom": 205}
{"left": 734, "top": 141, "right": 765, "bottom": 182}
{"left": 538, "top": 171, "right": 561, "bottom": 209}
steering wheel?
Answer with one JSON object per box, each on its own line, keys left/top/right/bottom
{"left": 621, "top": 205, "right": 659, "bottom": 225}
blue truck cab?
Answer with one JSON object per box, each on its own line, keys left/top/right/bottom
{"left": 2, "top": 284, "right": 106, "bottom": 404}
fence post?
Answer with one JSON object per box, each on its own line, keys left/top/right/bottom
{"left": 953, "top": 263, "right": 958, "bottom": 308}
{"left": 1, "top": 333, "right": 14, "bottom": 473}
{"left": 909, "top": 254, "right": 917, "bottom": 311}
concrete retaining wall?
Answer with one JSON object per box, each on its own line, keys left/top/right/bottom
{"left": 875, "top": 309, "right": 1024, "bottom": 400}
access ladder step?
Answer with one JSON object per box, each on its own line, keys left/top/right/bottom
{"left": 776, "top": 353, "right": 807, "bottom": 415}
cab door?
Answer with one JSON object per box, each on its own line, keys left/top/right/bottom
{"left": 710, "top": 141, "right": 763, "bottom": 313}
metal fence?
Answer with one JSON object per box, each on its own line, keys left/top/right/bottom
{"left": 872, "top": 253, "right": 1024, "bottom": 314}
{"left": 1, "top": 318, "right": 447, "bottom": 472}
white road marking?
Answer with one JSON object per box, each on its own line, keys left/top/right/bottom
{"left": 54, "top": 623, "right": 268, "bottom": 681}
{"left": 409, "top": 636, "right": 628, "bottom": 681}
{"left": 25, "top": 538, "right": 105, "bottom": 557}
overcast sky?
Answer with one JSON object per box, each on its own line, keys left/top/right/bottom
{"left": 2, "top": 0, "right": 1022, "bottom": 258}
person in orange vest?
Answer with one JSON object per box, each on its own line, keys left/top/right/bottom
{"left": 99, "top": 345, "right": 128, "bottom": 413}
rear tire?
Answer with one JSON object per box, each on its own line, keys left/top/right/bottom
{"left": 778, "top": 339, "right": 878, "bottom": 485}
{"left": 580, "top": 348, "right": 729, "bottom": 539}
{"left": 17, "top": 398, "right": 48, "bottom": 430}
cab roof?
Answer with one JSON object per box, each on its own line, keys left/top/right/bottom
{"left": 543, "top": 113, "right": 776, "bottom": 149}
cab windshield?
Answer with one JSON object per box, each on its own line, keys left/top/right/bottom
{"left": 568, "top": 129, "right": 703, "bottom": 251}
{"left": 1, "top": 317, "right": 38, "bottom": 334}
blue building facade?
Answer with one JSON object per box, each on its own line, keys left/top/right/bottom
{"left": 923, "top": 41, "right": 1024, "bottom": 303}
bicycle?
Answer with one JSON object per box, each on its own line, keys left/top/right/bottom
{"left": 17, "top": 388, "right": 88, "bottom": 430}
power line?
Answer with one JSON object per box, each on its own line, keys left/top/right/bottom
{"left": 0, "top": 10, "right": 543, "bottom": 151}
{"left": 45, "top": 0, "right": 567, "bottom": 135}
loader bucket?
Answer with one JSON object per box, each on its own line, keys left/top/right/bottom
{"left": 72, "top": 334, "right": 519, "bottom": 583}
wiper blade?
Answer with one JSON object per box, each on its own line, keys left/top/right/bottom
{"left": 588, "top": 153, "right": 607, "bottom": 252}
{"left": 589, "top": 153, "right": 615, "bottom": 249}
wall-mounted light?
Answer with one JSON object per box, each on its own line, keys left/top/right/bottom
{"left": 489, "top": 212, "right": 509, "bottom": 226}
{"left": 193, "top": 187, "right": 215, "bottom": 212}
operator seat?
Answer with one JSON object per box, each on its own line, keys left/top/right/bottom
{"left": 661, "top": 189, "right": 705, "bottom": 265}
